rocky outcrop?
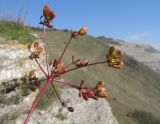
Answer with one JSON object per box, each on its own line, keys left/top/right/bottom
{"left": 16, "top": 88, "right": 119, "bottom": 124}
{"left": 0, "top": 40, "right": 46, "bottom": 84}
{"left": 0, "top": 39, "right": 45, "bottom": 123}
{"left": 115, "top": 42, "right": 160, "bottom": 73}
{"left": 0, "top": 90, "right": 39, "bottom": 124}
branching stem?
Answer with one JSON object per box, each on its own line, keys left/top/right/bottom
{"left": 35, "top": 58, "right": 48, "bottom": 77}
{"left": 24, "top": 22, "right": 108, "bottom": 124}
{"left": 65, "top": 60, "right": 108, "bottom": 74}
{"left": 50, "top": 83, "right": 62, "bottom": 103}
{"left": 59, "top": 36, "right": 73, "bottom": 61}
{"left": 34, "top": 58, "right": 63, "bottom": 105}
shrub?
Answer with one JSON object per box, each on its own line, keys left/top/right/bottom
{"left": 127, "top": 109, "right": 160, "bottom": 124}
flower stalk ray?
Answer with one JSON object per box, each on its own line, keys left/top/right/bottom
{"left": 24, "top": 5, "right": 124, "bottom": 124}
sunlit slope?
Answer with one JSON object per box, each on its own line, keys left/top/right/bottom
{"left": 33, "top": 30, "right": 160, "bottom": 124}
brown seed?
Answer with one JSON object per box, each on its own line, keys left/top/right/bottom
{"left": 68, "top": 107, "right": 74, "bottom": 112}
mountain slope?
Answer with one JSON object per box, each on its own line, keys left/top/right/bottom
{"left": 98, "top": 36, "right": 160, "bottom": 73}
{"left": 32, "top": 30, "right": 160, "bottom": 124}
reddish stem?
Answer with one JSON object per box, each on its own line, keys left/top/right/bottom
{"left": 65, "top": 63, "right": 74, "bottom": 69}
{"left": 38, "top": 60, "right": 108, "bottom": 83}
{"left": 59, "top": 36, "right": 73, "bottom": 61}
{"left": 35, "top": 58, "right": 48, "bottom": 77}
{"left": 50, "top": 82, "right": 62, "bottom": 103}
{"left": 54, "top": 79, "right": 88, "bottom": 90}
{"left": 24, "top": 59, "right": 108, "bottom": 123}
{"left": 65, "top": 60, "right": 108, "bottom": 73}
{"left": 24, "top": 76, "right": 53, "bottom": 124}
{"left": 35, "top": 58, "right": 63, "bottom": 106}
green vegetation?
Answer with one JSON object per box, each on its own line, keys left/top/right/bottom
{"left": 20, "top": 84, "right": 29, "bottom": 96}
{"left": 127, "top": 109, "right": 160, "bottom": 124}
{"left": 32, "top": 29, "right": 160, "bottom": 124}
{"left": 0, "top": 20, "right": 35, "bottom": 44}
{"left": 9, "top": 94, "right": 20, "bottom": 105}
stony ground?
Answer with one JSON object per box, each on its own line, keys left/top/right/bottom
{"left": 16, "top": 88, "right": 118, "bottom": 124}
{"left": 0, "top": 38, "right": 45, "bottom": 83}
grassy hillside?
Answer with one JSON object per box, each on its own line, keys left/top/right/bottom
{"left": 0, "top": 21, "right": 35, "bottom": 44}
{"left": 32, "top": 29, "right": 160, "bottom": 124}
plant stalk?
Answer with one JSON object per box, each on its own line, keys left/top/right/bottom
{"left": 35, "top": 58, "right": 48, "bottom": 77}
{"left": 24, "top": 58, "right": 107, "bottom": 123}
{"left": 59, "top": 36, "right": 73, "bottom": 61}
{"left": 24, "top": 76, "right": 53, "bottom": 124}
{"left": 43, "top": 25, "right": 50, "bottom": 76}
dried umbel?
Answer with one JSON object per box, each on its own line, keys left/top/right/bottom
{"left": 51, "top": 58, "right": 66, "bottom": 75}
{"left": 106, "top": 46, "right": 124, "bottom": 69}
{"left": 43, "top": 5, "right": 56, "bottom": 21}
{"left": 78, "top": 26, "right": 88, "bottom": 36}
{"left": 76, "top": 59, "right": 89, "bottom": 67}
{"left": 95, "top": 81, "right": 108, "bottom": 98}
{"left": 22, "top": 70, "right": 41, "bottom": 92}
{"left": 24, "top": 5, "right": 124, "bottom": 124}
{"left": 72, "top": 26, "right": 89, "bottom": 38}
{"left": 78, "top": 81, "right": 108, "bottom": 101}
{"left": 39, "top": 5, "right": 56, "bottom": 28}
{"left": 27, "top": 41, "right": 43, "bottom": 60}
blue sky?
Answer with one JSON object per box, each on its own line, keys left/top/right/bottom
{"left": 0, "top": 0, "right": 160, "bottom": 50}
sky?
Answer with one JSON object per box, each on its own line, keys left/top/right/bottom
{"left": 0, "top": 0, "right": 160, "bottom": 50}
